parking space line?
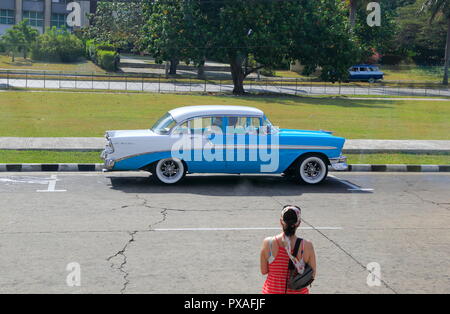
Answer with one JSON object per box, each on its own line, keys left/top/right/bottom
{"left": 36, "top": 175, "right": 66, "bottom": 192}
{"left": 153, "top": 227, "right": 342, "bottom": 231}
{"left": 328, "top": 175, "right": 374, "bottom": 192}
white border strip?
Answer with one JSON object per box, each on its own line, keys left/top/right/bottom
{"left": 329, "top": 174, "right": 374, "bottom": 192}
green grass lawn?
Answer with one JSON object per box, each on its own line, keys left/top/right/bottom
{"left": 0, "top": 150, "right": 102, "bottom": 163}
{"left": 0, "top": 53, "right": 104, "bottom": 73}
{"left": 0, "top": 151, "right": 448, "bottom": 165}
{"left": 346, "top": 153, "right": 449, "bottom": 165}
{"left": 382, "top": 65, "right": 442, "bottom": 82}
{"left": 0, "top": 91, "right": 449, "bottom": 139}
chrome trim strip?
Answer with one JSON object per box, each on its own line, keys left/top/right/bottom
{"left": 114, "top": 145, "right": 338, "bottom": 163}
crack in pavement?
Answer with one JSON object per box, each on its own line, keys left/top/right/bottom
{"left": 270, "top": 196, "right": 399, "bottom": 294}
{"left": 115, "top": 196, "right": 279, "bottom": 213}
{"left": 403, "top": 190, "right": 450, "bottom": 211}
{"left": 106, "top": 194, "right": 172, "bottom": 294}
{"left": 106, "top": 193, "right": 274, "bottom": 293}
{"left": 106, "top": 230, "right": 137, "bottom": 294}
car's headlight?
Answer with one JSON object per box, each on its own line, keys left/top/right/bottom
{"left": 105, "top": 141, "right": 114, "bottom": 154}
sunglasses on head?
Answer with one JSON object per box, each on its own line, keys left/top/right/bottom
{"left": 283, "top": 205, "right": 301, "bottom": 211}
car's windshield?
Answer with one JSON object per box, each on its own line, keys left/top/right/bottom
{"left": 151, "top": 113, "right": 176, "bottom": 134}
{"left": 262, "top": 116, "right": 272, "bottom": 127}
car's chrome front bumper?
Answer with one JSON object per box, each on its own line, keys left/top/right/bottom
{"left": 329, "top": 155, "right": 348, "bottom": 171}
{"left": 103, "top": 158, "right": 115, "bottom": 170}
{"left": 100, "top": 150, "right": 115, "bottom": 171}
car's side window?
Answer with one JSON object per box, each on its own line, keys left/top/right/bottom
{"left": 190, "top": 117, "right": 211, "bottom": 130}
{"left": 189, "top": 116, "right": 225, "bottom": 135}
{"left": 211, "top": 116, "right": 224, "bottom": 129}
{"left": 226, "top": 117, "right": 247, "bottom": 134}
{"left": 226, "top": 117, "right": 261, "bottom": 134}
{"left": 247, "top": 117, "right": 261, "bottom": 135}
{"left": 172, "top": 121, "right": 189, "bottom": 135}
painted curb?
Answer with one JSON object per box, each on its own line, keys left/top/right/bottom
{"left": 0, "top": 163, "right": 104, "bottom": 172}
{"left": 0, "top": 163, "right": 448, "bottom": 172}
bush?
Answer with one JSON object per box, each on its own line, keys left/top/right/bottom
{"left": 96, "top": 43, "right": 116, "bottom": 52}
{"left": 31, "top": 27, "right": 84, "bottom": 62}
{"left": 260, "top": 68, "right": 275, "bottom": 77}
{"left": 84, "top": 40, "right": 119, "bottom": 71}
{"left": 381, "top": 54, "right": 404, "bottom": 66}
{"left": 85, "top": 39, "right": 119, "bottom": 71}
{"left": 97, "top": 50, "right": 119, "bottom": 71}
{"left": 0, "top": 40, "right": 5, "bottom": 53}
{"left": 85, "top": 39, "right": 97, "bottom": 61}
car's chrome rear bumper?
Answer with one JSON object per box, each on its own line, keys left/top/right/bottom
{"left": 329, "top": 155, "right": 348, "bottom": 171}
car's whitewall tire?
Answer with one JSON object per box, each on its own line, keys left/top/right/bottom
{"left": 153, "top": 158, "right": 186, "bottom": 184}
{"left": 298, "top": 155, "right": 328, "bottom": 185}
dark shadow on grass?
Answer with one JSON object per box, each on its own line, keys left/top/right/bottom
{"left": 214, "top": 93, "right": 393, "bottom": 109}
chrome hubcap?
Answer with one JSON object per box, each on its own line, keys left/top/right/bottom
{"left": 303, "top": 161, "right": 321, "bottom": 178}
{"left": 161, "top": 160, "right": 179, "bottom": 177}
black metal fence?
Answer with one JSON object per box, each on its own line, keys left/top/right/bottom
{"left": 0, "top": 69, "right": 449, "bottom": 97}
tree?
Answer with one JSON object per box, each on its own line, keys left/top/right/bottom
{"left": 143, "top": 1, "right": 189, "bottom": 75}
{"left": 142, "top": 0, "right": 209, "bottom": 75}
{"left": 349, "top": 0, "right": 358, "bottom": 30}
{"left": 85, "top": 0, "right": 144, "bottom": 52}
{"left": 421, "top": 0, "right": 450, "bottom": 84}
{"left": 201, "top": 0, "right": 298, "bottom": 94}
{"left": 393, "top": 0, "right": 446, "bottom": 65}
{"left": 31, "top": 27, "right": 84, "bottom": 62}
{"left": 15, "top": 19, "right": 38, "bottom": 58}
{"left": 205, "top": 0, "right": 362, "bottom": 92}
{"left": 2, "top": 29, "right": 23, "bottom": 62}
{"left": 353, "top": 0, "right": 398, "bottom": 55}
{"left": 142, "top": 0, "right": 363, "bottom": 94}
{"left": 204, "top": 0, "right": 362, "bottom": 93}
{"left": 293, "top": 0, "right": 365, "bottom": 82}
{"left": 1, "top": 20, "right": 38, "bottom": 61}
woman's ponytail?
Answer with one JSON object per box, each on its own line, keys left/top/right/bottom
{"left": 282, "top": 208, "right": 299, "bottom": 236}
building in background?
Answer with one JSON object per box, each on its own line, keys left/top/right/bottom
{"left": 0, "top": 0, "right": 91, "bottom": 36}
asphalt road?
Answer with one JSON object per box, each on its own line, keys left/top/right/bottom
{"left": 1, "top": 77, "right": 448, "bottom": 97}
{"left": 0, "top": 172, "right": 449, "bottom": 294}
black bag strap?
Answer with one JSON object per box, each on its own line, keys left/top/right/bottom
{"left": 288, "top": 238, "right": 302, "bottom": 270}
{"left": 285, "top": 237, "right": 303, "bottom": 293}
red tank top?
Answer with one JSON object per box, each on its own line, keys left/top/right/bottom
{"left": 262, "top": 237, "right": 309, "bottom": 294}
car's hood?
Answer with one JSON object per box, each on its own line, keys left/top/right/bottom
{"left": 106, "top": 129, "right": 155, "bottom": 138}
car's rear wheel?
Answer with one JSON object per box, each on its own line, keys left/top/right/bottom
{"left": 296, "top": 155, "right": 328, "bottom": 185}
{"left": 368, "top": 78, "right": 375, "bottom": 83}
{"left": 152, "top": 158, "right": 186, "bottom": 184}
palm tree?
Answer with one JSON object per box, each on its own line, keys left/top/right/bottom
{"left": 422, "top": 0, "right": 450, "bottom": 85}
{"left": 349, "top": 0, "right": 357, "bottom": 30}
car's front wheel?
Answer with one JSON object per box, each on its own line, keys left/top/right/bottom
{"left": 152, "top": 158, "right": 186, "bottom": 184}
{"left": 296, "top": 155, "right": 328, "bottom": 185}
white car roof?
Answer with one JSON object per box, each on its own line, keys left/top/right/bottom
{"left": 168, "top": 105, "right": 264, "bottom": 122}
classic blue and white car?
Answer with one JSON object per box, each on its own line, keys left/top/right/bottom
{"left": 101, "top": 106, "right": 347, "bottom": 184}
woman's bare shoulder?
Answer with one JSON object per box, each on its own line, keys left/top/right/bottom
{"left": 302, "top": 239, "right": 314, "bottom": 250}
{"left": 262, "top": 237, "right": 272, "bottom": 247}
